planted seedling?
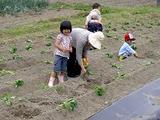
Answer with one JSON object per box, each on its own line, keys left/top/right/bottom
{"left": 25, "top": 43, "right": 32, "bottom": 50}
{"left": 59, "top": 98, "right": 78, "bottom": 111}
{"left": 39, "top": 83, "right": 50, "bottom": 90}
{"left": 86, "top": 65, "right": 95, "bottom": 75}
{"left": 9, "top": 46, "right": 17, "bottom": 54}
{"left": 40, "top": 49, "right": 49, "bottom": 54}
{"left": 14, "top": 79, "right": 24, "bottom": 88}
{"left": 117, "top": 72, "right": 127, "bottom": 79}
{"left": 0, "top": 56, "right": 5, "bottom": 63}
{"left": 0, "top": 93, "right": 13, "bottom": 105}
{"left": 43, "top": 60, "right": 53, "bottom": 64}
{"left": 55, "top": 85, "right": 65, "bottom": 94}
{"left": 111, "top": 63, "right": 123, "bottom": 69}
{"left": 45, "top": 42, "right": 52, "bottom": 47}
{"left": 94, "top": 85, "right": 106, "bottom": 96}
{"left": 12, "top": 54, "right": 23, "bottom": 60}
{"left": 0, "top": 69, "right": 14, "bottom": 76}
{"left": 106, "top": 31, "right": 115, "bottom": 38}
{"left": 105, "top": 53, "right": 113, "bottom": 58}
{"left": 115, "top": 36, "right": 121, "bottom": 41}
{"left": 144, "top": 61, "right": 154, "bottom": 66}
{"left": 26, "top": 39, "right": 33, "bottom": 43}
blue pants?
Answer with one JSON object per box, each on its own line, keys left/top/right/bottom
{"left": 87, "top": 22, "right": 103, "bottom": 32}
{"left": 53, "top": 55, "right": 68, "bottom": 72}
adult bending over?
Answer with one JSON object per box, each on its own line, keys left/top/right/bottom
{"left": 67, "top": 28, "right": 104, "bottom": 80}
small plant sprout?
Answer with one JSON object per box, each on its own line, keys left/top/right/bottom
{"left": 9, "top": 46, "right": 17, "bottom": 54}
{"left": 117, "top": 72, "right": 127, "bottom": 79}
{"left": 55, "top": 85, "right": 65, "bottom": 94}
{"left": 39, "top": 83, "right": 50, "bottom": 90}
{"left": 111, "top": 63, "right": 122, "bottom": 69}
{"left": 43, "top": 60, "right": 53, "bottom": 64}
{"left": 14, "top": 79, "right": 24, "bottom": 88}
{"left": 94, "top": 85, "right": 106, "bottom": 96}
{"left": 0, "top": 69, "right": 14, "bottom": 77}
{"left": 105, "top": 52, "right": 113, "bottom": 58}
{"left": 144, "top": 61, "right": 154, "bottom": 66}
{"left": 59, "top": 98, "right": 78, "bottom": 111}
{"left": 26, "top": 39, "right": 33, "bottom": 43}
{"left": 25, "top": 43, "right": 32, "bottom": 50}
{"left": 12, "top": 54, "right": 23, "bottom": 60}
{"left": 106, "top": 31, "right": 115, "bottom": 38}
{"left": 45, "top": 42, "right": 52, "bottom": 47}
{"left": 86, "top": 65, "right": 95, "bottom": 75}
{"left": 40, "top": 48, "right": 49, "bottom": 54}
{"left": 0, "top": 93, "right": 13, "bottom": 106}
{"left": 0, "top": 56, "right": 5, "bottom": 63}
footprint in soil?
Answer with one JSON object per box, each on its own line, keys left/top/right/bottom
{"left": 9, "top": 104, "right": 41, "bottom": 119}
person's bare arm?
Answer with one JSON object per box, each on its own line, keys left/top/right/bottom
{"left": 134, "top": 52, "right": 144, "bottom": 59}
{"left": 55, "top": 38, "right": 69, "bottom": 53}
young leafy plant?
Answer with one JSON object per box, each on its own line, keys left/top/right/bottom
{"left": 55, "top": 85, "right": 65, "bottom": 94}
{"left": 14, "top": 79, "right": 24, "bottom": 88}
{"left": 0, "top": 93, "right": 13, "bottom": 105}
{"left": 59, "top": 98, "right": 78, "bottom": 111}
{"left": 12, "top": 54, "right": 23, "bottom": 60}
{"left": 9, "top": 46, "right": 17, "bottom": 54}
{"left": 0, "top": 69, "right": 14, "bottom": 77}
{"left": 117, "top": 72, "right": 127, "bottom": 79}
{"left": 94, "top": 85, "right": 106, "bottom": 96}
{"left": 105, "top": 53, "right": 113, "bottom": 58}
{"left": 43, "top": 60, "right": 53, "bottom": 64}
{"left": 45, "top": 42, "right": 52, "bottom": 47}
{"left": 25, "top": 43, "right": 32, "bottom": 50}
{"left": 0, "top": 56, "right": 5, "bottom": 63}
{"left": 86, "top": 65, "right": 94, "bottom": 75}
{"left": 111, "top": 63, "right": 122, "bottom": 69}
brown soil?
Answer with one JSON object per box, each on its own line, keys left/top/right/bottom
{"left": 0, "top": 2, "right": 160, "bottom": 120}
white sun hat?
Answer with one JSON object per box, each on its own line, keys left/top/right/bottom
{"left": 88, "top": 31, "right": 104, "bottom": 49}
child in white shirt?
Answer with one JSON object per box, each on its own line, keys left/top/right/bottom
{"left": 118, "top": 32, "right": 142, "bottom": 61}
{"left": 85, "top": 3, "right": 103, "bottom": 32}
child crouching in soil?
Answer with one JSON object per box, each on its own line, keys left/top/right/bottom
{"left": 118, "top": 32, "right": 142, "bottom": 61}
{"left": 48, "top": 21, "right": 72, "bottom": 87}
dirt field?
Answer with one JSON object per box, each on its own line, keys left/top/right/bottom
{"left": 0, "top": 1, "right": 160, "bottom": 120}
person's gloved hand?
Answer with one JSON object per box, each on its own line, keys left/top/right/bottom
{"left": 82, "top": 58, "right": 89, "bottom": 68}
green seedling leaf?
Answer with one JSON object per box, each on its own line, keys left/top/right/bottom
{"left": 43, "top": 60, "right": 53, "bottom": 64}
{"left": 111, "top": 63, "right": 122, "bottom": 69}
{"left": 45, "top": 42, "right": 52, "bottom": 47}
{"left": 40, "top": 49, "right": 49, "bottom": 54}
{"left": 94, "top": 85, "right": 106, "bottom": 96}
{"left": 0, "top": 56, "right": 5, "bottom": 63}
{"left": 86, "top": 66, "right": 95, "bottom": 75}
{"left": 105, "top": 53, "right": 113, "bottom": 58}
{"left": 0, "top": 69, "right": 14, "bottom": 76}
{"left": 117, "top": 72, "right": 127, "bottom": 79}
{"left": 25, "top": 43, "right": 32, "bottom": 50}
{"left": 9, "top": 47, "right": 17, "bottom": 54}
{"left": 0, "top": 93, "right": 13, "bottom": 105}
{"left": 12, "top": 54, "right": 23, "bottom": 60}
{"left": 55, "top": 85, "right": 65, "bottom": 94}
{"left": 144, "top": 61, "right": 154, "bottom": 66}
{"left": 59, "top": 98, "right": 78, "bottom": 111}
{"left": 14, "top": 79, "right": 24, "bottom": 88}
{"left": 26, "top": 39, "right": 33, "bottom": 43}
{"left": 39, "top": 83, "right": 50, "bottom": 90}
{"left": 106, "top": 31, "right": 115, "bottom": 38}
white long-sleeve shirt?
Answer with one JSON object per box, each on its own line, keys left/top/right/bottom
{"left": 85, "top": 9, "right": 102, "bottom": 25}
